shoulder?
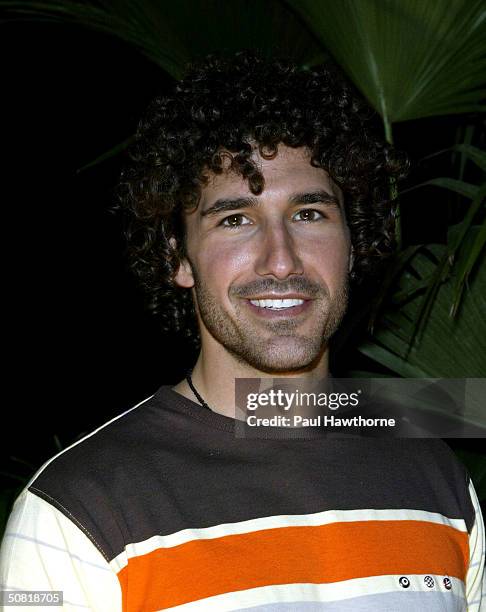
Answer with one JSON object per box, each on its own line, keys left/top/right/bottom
{"left": 28, "top": 392, "right": 157, "bottom": 490}
{"left": 0, "top": 489, "right": 122, "bottom": 610}
{"left": 21, "top": 391, "right": 159, "bottom": 560}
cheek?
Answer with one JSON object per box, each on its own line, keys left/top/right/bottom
{"left": 197, "top": 240, "right": 255, "bottom": 292}
{"left": 305, "top": 232, "right": 350, "bottom": 282}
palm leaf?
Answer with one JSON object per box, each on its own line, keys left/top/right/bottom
{"left": 1, "top": 0, "right": 188, "bottom": 77}
{"left": 76, "top": 135, "right": 135, "bottom": 174}
{"left": 450, "top": 222, "right": 486, "bottom": 317}
{"left": 423, "top": 144, "right": 486, "bottom": 173}
{"left": 398, "top": 180, "right": 485, "bottom": 345}
{"left": 288, "top": 0, "right": 486, "bottom": 134}
{"left": 1, "top": 0, "right": 322, "bottom": 77}
{"left": 359, "top": 242, "right": 486, "bottom": 378}
{"left": 401, "top": 178, "right": 479, "bottom": 200}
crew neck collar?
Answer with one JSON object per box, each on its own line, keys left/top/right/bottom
{"left": 156, "top": 385, "right": 345, "bottom": 440}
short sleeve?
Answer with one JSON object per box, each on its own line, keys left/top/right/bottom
{"left": 466, "top": 479, "right": 486, "bottom": 611}
{"left": 0, "top": 489, "right": 122, "bottom": 611}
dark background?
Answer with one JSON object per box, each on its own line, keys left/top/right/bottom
{"left": 2, "top": 23, "right": 176, "bottom": 469}
{"left": 1, "top": 20, "right": 483, "bottom": 484}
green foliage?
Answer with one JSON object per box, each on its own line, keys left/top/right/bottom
{"left": 1, "top": 0, "right": 323, "bottom": 76}
{"left": 363, "top": 141, "right": 485, "bottom": 359}
{"left": 359, "top": 241, "right": 486, "bottom": 377}
{"left": 289, "top": 0, "right": 486, "bottom": 133}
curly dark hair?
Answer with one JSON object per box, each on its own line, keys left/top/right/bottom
{"left": 118, "top": 51, "right": 408, "bottom": 346}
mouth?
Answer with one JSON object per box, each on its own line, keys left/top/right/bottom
{"left": 249, "top": 298, "right": 305, "bottom": 310}
{"left": 244, "top": 295, "right": 312, "bottom": 317}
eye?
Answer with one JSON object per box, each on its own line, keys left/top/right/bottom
{"left": 293, "top": 209, "right": 325, "bottom": 222}
{"left": 220, "top": 214, "right": 251, "bottom": 228}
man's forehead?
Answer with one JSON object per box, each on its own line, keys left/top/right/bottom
{"left": 199, "top": 145, "right": 339, "bottom": 206}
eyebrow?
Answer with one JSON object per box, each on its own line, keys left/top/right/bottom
{"left": 289, "top": 190, "right": 341, "bottom": 208}
{"left": 201, "top": 196, "right": 258, "bottom": 217}
{"left": 201, "top": 190, "right": 341, "bottom": 217}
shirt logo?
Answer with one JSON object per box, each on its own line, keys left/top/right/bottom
{"left": 424, "top": 576, "right": 435, "bottom": 588}
{"left": 399, "top": 576, "right": 410, "bottom": 588}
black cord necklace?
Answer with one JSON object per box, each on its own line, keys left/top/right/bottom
{"left": 186, "top": 370, "right": 212, "bottom": 411}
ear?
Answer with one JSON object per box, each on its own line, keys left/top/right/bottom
{"left": 170, "top": 237, "right": 195, "bottom": 288}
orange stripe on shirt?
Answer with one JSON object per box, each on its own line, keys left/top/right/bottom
{"left": 117, "top": 520, "right": 469, "bottom": 611}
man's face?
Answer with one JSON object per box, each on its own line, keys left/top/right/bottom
{"left": 175, "top": 145, "right": 351, "bottom": 373}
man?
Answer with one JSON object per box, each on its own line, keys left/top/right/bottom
{"left": 1, "top": 52, "right": 484, "bottom": 610}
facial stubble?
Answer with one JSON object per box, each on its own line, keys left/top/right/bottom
{"left": 190, "top": 265, "right": 349, "bottom": 373}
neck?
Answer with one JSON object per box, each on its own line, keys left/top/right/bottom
{"left": 173, "top": 341, "right": 330, "bottom": 420}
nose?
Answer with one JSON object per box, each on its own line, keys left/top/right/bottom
{"left": 254, "top": 221, "right": 304, "bottom": 279}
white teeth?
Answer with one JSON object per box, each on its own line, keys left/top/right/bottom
{"left": 249, "top": 298, "right": 305, "bottom": 310}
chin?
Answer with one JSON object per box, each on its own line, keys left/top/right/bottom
{"left": 231, "top": 336, "right": 326, "bottom": 374}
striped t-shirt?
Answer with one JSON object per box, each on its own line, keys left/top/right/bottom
{"left": 1, "top": 385, "right": 485, "bottom": 611}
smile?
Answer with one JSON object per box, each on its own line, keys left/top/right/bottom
{"left": 249, "top": 298, "right": 305, "bottom": 310}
